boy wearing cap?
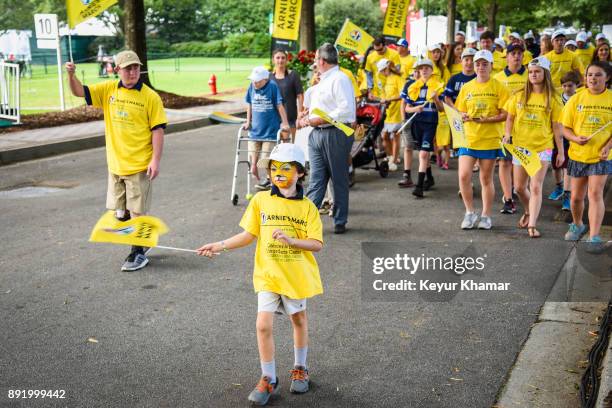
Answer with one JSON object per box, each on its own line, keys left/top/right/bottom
{"left": 244, "top": 66, "right": 290, "bottom": 191}
{"left": 494, "top": 43, "right": 528, "bottom": 94}
{"left": 197, "top": 143, "right": 323, "bottom": 406}
{"left": 397, "top": 38, "right": 416, "bottom": 80}
{"left": 492, "top": 39, "right": 506, "bottom": 75}
{"left": 545, "top": 31, "right": 583, "bottom": 88}
{"left": 455, "top": 31, "right": 466, "bottom": 45}
{"left": 65, "top": 50, "right": 167, "bottom": 272}
{"left": 444, "top": 48, "right": 477, "bottom": 107}
{"left": 574, "top": 32, "right": 594, "bottom": 76}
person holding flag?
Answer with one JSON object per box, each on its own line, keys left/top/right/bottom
{"left": 66, "top": 51, "right": 167, "bottom": 271}
{"left": 455, "top": 50, "right": 510, "bottom": 230}
{"left": 561, "top": 61, "right": 612, "bottom": 246}
{"left": 503, "top": 56, "right": 564, "bottom": 238}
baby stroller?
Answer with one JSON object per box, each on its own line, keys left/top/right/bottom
{"left": 351, "top": 102, "right": 389, "bottom": 178}
{"left": 230, "top": 127, "right": 282, "bottom": 205}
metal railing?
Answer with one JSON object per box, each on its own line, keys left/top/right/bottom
{"left": 0, "top": 62, "right": 20, "bottom": 124}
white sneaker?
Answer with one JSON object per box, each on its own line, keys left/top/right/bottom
{"left": 478, "top": 216, "right": 492, "bottom": 230}
{"left": 388, "top": 161, "right": 398, "bottom": 171}
{"left": 461, "top": 212, "right": 479, "bottom": 229}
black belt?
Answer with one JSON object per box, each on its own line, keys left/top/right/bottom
{"left": 313, "top": 123, "right": 351, "bottom": 130}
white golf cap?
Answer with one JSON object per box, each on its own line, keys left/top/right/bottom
{"left": 474, "top": 50, "right": 493, "bottom": 63}
{"left": 565, "top": 40, "right": 577, "bottom": 48}
{"left": 248, "top": 66, "right": 270, "bottom": 82}
{"left": 376, "top": 58, "right": 391, "bottom": 72}
{"left": 528, "top": 56, "right": 551, "bottom": 71}
{"left": 524, "top": 31, "right": 535, "bottom": 40}
{"left": 428, "top": 43, "right": 443, "bottom": 51}
{"left": 510, "top": 32, "right": 521, "bottom": 39}
{"left": 456, "top": 30, "right": 466, "bottom": 37}
{"left": 552, "top": 30, "right": 566, "bottom": 40}
{"left": 576, "top": 32, "right": 588, "bottom": 42}
{"left": 257, "top": 143, "right": 306, "bottom": 168}
{"left": 415, "top": 58, "right": 434, "bottom": 68}
{"left": 596, "top": 33, "right": 607, "bottom": 41}
{"left": 461, "top": 47, "right": 478, "bottom": 59}
{"left": 494, "top": 38, "right": 506, "bottom": 48}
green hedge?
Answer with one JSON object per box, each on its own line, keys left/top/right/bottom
{"left": 170, "top": 32, "right": 270, "bottom": 57}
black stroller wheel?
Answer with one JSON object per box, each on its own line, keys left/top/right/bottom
{"left": 232, "top": 194, "right": 239, "bottom": 206}
{"left": 379, "top": 160, "right": 389, "bottom": 178}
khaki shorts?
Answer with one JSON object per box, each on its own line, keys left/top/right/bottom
{"left": 106, "top": 171, "right": 152, "bottom": 214}
{"left": 257, "top": 291, "right": 307, "bottom": 315}
{"left": 401, "top": 126, "right": 416, "bottom": 150}
{"left": 248, "top": 141, "right": 276, "bottom": 169}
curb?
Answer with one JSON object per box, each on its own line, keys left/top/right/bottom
{"left": 0, "top": 111, "right": 246, "bottom": 166}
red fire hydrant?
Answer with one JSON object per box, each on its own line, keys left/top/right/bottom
{"left": 208, "top": 74, "right": 218, "bottom": 95}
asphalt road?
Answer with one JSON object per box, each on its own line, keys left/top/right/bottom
{"left": 0, "top": 124, "right": 582, "bottom": 407}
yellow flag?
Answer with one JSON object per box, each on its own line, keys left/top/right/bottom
{"left": 89, "top": 211, "right": 169, "bottom": 248}
{"left": 382, "top": 0, "right": 410, "bottom": 38}
{"left": 335, "top": 19, "right": 374, "bottom": 55}
{"left": 503, "top": 144, "right": 542, "bottom": 177}
{"left": 67, "top": 0, "right": 118, "bottom": 28}
{"left": 443, "top": 103, "right": 468, "bottom": 149}
{"left": 272, "top": 0, "right": 302, "bottom": 41}
{"left": 311, "top": 108, "right": 355, "bottom": 136}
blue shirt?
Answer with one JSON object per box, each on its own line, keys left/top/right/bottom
{"left": 443, "top": 72, "right": 476, "bottom": 102}
{"left": 405, "top": 82, "right": 439, "bottom": 124}
{"left": 245, "top": 80, "right": 284, "bottom": 140}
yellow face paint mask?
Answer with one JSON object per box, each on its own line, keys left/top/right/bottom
{"left": 270, "top": 160, "right": 298, "bottom": 189}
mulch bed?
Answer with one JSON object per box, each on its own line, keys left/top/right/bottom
{"left": 0, "top": 90, "right": 220, "bottom": 134}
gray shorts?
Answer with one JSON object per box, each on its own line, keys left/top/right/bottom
{"left": 257, "top": 291, "right": 307, "bottom": 315}
{"left": 401, "top": 126, "right": 416, "bottom": 149}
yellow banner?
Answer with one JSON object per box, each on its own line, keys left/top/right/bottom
{"left": 382, "top": 0, "right": 410, "bottom": 38}
{"left": 89, "top": 211, "right": 169, "bottom": 248}
{"left": 335, "top": 19, "right": 374, "bottom": 55}
{"left": 272, "top": 0, "right": 302, "bottom": 41}
{"left": 502, "top": 144, "right": 542, "bottom": 177}
{"left": 443, "top": 103, "right": 468, "bottom": 148}
{"left": 311, "top": 108, "right": 355, "bottom": 136}
{"left": 67, "top": 0, "right": 118, "bottom": 29}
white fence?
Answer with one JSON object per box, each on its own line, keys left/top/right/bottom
{"left": 0, "top": 62, "right": 20, "bottom": 124}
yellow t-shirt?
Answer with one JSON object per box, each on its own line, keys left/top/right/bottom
{"left": 561, "top": 88, "right": 612, "bottom": 163}
{"left": 574, "top": 46, "right": 594, "bottom": 75}
{"left": 505, "top": 91, "right": 563, "bottom": 153}
{"left": 87, "top": 80, "right": 167, "bottom": 176}
{"left": 366, "top": 48, "right": 401, "bottom": 97}
{"left": 399, "top": 54, "right": 417, "bottom": 80}
{"left": 545, "top": 49, "right": 583, "bottom": 87}
{"left": 339, "top": 67, "right": 360, "bottom": 98}
{"left": 522, "top": 49, "right": 534, "bottom": 65}
{"left": 494, "top": 66, "right": 528, "bottom": 94}
{"left": 455, "top": 78, "right": 510, "bottom": 150}
{"left": 239, "top": 189, "right": 324, "bottom": 299}
{"left": 449, "top": 62, "right": 463, "bottom": 76}
{"left": 382, "top": 73, "right": 404, "bottom": 124}
{"left": 492, "top": 50, "right": 506, "bottom": 75}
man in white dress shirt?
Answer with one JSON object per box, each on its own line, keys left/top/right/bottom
{"left": 297, "top": 43, "right": 356, "bottom": 234}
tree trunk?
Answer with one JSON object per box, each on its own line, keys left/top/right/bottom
{"left": 299, "top": 0, "right": 315, "bottom": 51}
{"left": 447, "top": 0, "right": 456, "bottom": 45}
{"left": 124, "top": 0, "right": 152, "bottom": 88}
{"left": 486, "top": 0, "right": 498, "bottom": 33}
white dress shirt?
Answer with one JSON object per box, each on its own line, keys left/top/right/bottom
{"left": 308, "top": 65, "right": 356, "bottom": 123}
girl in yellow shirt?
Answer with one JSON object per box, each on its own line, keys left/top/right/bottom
{"left": 446, "top": 42, "right": 464, "bottom": 77}
{"left": 503, "top": 57, "right": 564, "bottom": 238}
{"left": 455, "top": 50, "right": 509, "bottom": 230}
{"left": 561, "top": 61, "right": 612, "bottom": 245}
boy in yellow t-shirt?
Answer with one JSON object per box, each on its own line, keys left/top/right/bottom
{"left": 545, "top": 31, "right": 583, "bottom": 88}
{"left": 65, "top": 50, "right": 167, "bottom": 272}
{"left": 197, "top": 144, "right": 323, "bottom": 406}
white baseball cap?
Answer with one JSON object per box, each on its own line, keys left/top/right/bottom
{"left": 415, "top": 58, "right": 434, "bottom": 68}
{"left": 552, "top": 30, "right": 566, "bottom": 40}
{"left": 376, "top": 58, "right": 391, "bottom": 72}
{"left": 596, "top": 33, "right": 607, "bottom": 41}
{"left": 576, "top": 32, "right": 588, "bottom": 42}
{"left": 461, "top": 48, "right": 478, "bottom": 59}
{"left": 456, "top": 30, "right": 466, "bottom": 37}
{"left": 474, "top": 50, "right": 493, "bottom": 63}
{"left": 494, "top": 38, "right": 506, "bottom": 48}
{"left": 528, "top": 56, "right": 551, "bottom": 71}
{"left": 257, "top": 143, "right": 306, "bottom": 168}
{"left": 428, "top": 43, "right": 443, "bottom": 51}
{"left": 565, "top": 40, "right": 577, "bottom": 48}
{"left": 524, "top": 31, "right": 535, "bottom": 40}
{"left": 248, "top": 66, "right": 270, "bottom": 82}
{"left": 509, "top": 32, "right": 521, "bottom": 39}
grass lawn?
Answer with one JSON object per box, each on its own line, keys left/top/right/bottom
{"left": 20, "top": 57, "right": 268, "bottom": 113}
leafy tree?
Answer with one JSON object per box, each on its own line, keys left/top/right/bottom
{"left": 315, "top": 0, "right": 383, "bottom": 45}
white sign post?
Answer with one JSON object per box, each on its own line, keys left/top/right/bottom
{"left": 34, "top": 13, "right": 65, "bottom": 111}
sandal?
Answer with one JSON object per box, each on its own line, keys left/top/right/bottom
{"left": 527, "top": 226, "right": 541, "bottom": 238}
{"left": 518, "top": 213, "right": 530, "bottom": 229}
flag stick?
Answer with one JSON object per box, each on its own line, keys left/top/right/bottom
{"left": 585, "top": 121, "right": 611, "bottom": 140}
{"left": 68, "top": 32, "right": 73, "bottom": 62}
{"left": 154, "top": 245, "right": 221, "bottom": 255}
{"left": 398, "top": 112, "right": 419, "bottom": 133}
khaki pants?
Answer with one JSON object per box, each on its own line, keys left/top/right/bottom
{"left": 106, "top": 171, "right": 152, "bottom": 214}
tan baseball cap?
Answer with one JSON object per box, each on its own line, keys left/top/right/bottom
{"left": 114, "top": 50, "right": 142, "bottom": 69}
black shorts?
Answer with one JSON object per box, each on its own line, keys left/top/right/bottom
{"left": 411, "top": 121, "right": 437, "bottom": 152}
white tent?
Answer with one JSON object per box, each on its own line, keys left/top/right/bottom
{"left": 0, "top": 30, "right": 32, "bottom": 61}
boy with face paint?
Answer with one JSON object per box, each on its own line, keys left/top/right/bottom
{"left": 197, "top": 143, "right": 323, "bottom": 406}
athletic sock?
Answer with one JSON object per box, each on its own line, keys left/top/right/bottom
{"left": 261, "top": 360, "right": 276, "bottom": 383}
{"left": 425, "top": 166, "right": 433, "bottom": 179}
{"left": 115, "top": 209, "right": 126, "bottom": 219}
{"left": 294, "top": 346, "right": 308, "bottom": 368}
{"left": 403, "top": 169, "right": 411, "bottom": 178}
{"left": 417, "top": 172, "right": 426, "bottom": 188}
